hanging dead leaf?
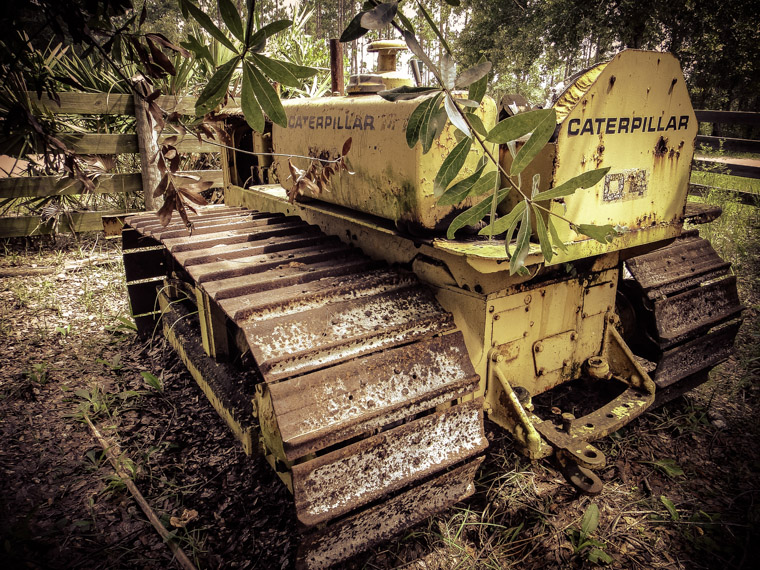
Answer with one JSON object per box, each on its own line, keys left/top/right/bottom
{"left": 153, "top": 172, "right": 169, "bottom": 198}
{"left": 157, "top": 191, "right": 174, "bottom": 226}
{"left": 177, "top": 185, "right": 210, "bottom": 205}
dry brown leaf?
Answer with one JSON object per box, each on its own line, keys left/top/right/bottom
{"left": 170, "top": 508, "right": 198, "bottom": 528}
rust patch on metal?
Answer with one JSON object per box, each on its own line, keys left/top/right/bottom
{"left": 296, "top": 458, "right": 484, "bottom": 570}
{"left": 655, "top": 320, "right": 742, "bottom": 388}
{"left": 242, "top": 286, "right": 456, "bottom": 381}
{"left": 291, "top": 399, "right": 487, "bottom": 526}
{"left": 270, "top": 333, "right": 479, "bottom": 460}
{"left": 654, "top": 275, "right": 742, "bottom": 343}
{"left": 626, "top": 234, "right": 731, "bottom": 297}
{"left": 683, "top": 202, "right": 722, "bottom": 225}
{"left": 654, "top": 136, "right": 668, "bottom": 157}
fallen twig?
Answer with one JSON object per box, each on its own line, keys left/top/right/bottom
{"left": 84, "top": 414, "right": 198, "bottom": 570}
{"left": 0, "top": 266, "right": 57, "bottom": 277}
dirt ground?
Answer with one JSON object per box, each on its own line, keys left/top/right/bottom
{"left": 0, "top": 230, "right": 758, "bottom": 569}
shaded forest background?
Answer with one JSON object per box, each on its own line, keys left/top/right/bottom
{"left": 3, "top": 0, "right": 758, "bottom": 113}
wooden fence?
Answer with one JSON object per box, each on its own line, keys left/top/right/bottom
{"left": 691, "top": 110, "right": 760, "bottom": 206}
{"left": 0, "top": 92, "right": 223, "bottom": 238}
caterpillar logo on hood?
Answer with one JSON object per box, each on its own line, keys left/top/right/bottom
{"left": 567, "top": 115, "right": 689, "bottom": 137}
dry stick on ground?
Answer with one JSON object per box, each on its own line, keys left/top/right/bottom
{"left": 0, "top": 267, "right": 57, "bottom": 277}
{"left": 84, "top": 415, "right": 198, "bottom": 570}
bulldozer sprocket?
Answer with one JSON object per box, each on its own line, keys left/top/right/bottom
{"left": 123, "top": 205, "right": 487, "bottom": 569}
{"left": 620, "top": 230, "right": 744, "bottom": 405}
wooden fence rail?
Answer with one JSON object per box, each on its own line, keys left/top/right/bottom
{"left": 0, "top": 91, "right": 224, "bottom": 238}
{"left": 693, "top": 109, "right": 760, "bottom": 180}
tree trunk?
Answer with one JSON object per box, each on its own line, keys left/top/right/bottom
{"left": 132, "top": 79, "right": 162, "bottom": 212}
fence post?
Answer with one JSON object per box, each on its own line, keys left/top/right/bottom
{"left": 132, "top": 79, "right": 163, "bottom": 211}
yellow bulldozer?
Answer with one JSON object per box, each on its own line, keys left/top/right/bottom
{"left": 122, "top": 47, "right": 743, "bottom": 568}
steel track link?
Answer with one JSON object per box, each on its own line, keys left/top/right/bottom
{"left": 619, "top": 230, "right": 744, "bottom": 405}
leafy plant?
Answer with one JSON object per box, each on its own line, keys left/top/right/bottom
{"left": 641, "top": 458, "right": 685, "bottom": 478}
{"left": 265, "top": 4, "right": 331, "bottom": 99}
{"left": 96, "top": 354, "right": 123, "bottom": 373}
{"left": 660, "top": 495, "right": 680, "bottom": 521}
{"left": 55, "top": 324, "right": 71, "bottom": 337}
{"left": 339, "top": 1, "right": 620, "bottom": 274}
{"left": 25, "top": 362, "right": 49, "bottom": 385}
{"left": 73, "top": 386, "right": 115, "bottom": 420}
{"left": 140, "top": 370, "right": 163, "bottom": 393}
{"left": 567, "top": 503, "right": 613, "bottom": 564}
{"left": 178, "top": 0, "right": 318, "bottom": 127}
{"left": 105, "top": 315, "right": 138, "bottom": 334}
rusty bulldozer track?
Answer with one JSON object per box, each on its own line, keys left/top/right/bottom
{"left": 122, "top": 205, "right": 487, "bottom": 569}
{"left": 619, "top": 230, "right": 744, "bottom": 405}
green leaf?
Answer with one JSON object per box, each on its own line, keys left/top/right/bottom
{"left": 532, "top": 204, "right": 553, "bottom": 262}
{"left": 245, "top": 60, "right": 287, "bottom": 127}
{"left": 468, "top": 55, "right": 488, "bottom": 104}
{"left": 588, "top": 547, "right": 613, "bottom": 565}
{"left": 573, "top": 223, "right": 620, "bottom": 244}
{"left": 455, "top": 61, "right": 492, "bottom": 89}
{"left": 340, "top": 11, "right": 369, "bottom": 42}
{"left": 437, "top": 165, "right": 486, "bottom": 206}
{"left": 509, "top": 204, "right": 532, "bottom": 275}
{"left": 533, "top": 167, "right": 610, "bottom": 201}
{"left": 448, "top": 186, "right": 510, "bottom": 239}
{"left": 249, "top": 53, "right": 300, "bottom": 87}
{"left": 378, "top": 85, "right": 439, "bottom": 102}
{"left": 406, "top": 93, "right": 441, "bottom": 148}
{"left": 243, "top": 0, "right": 256, "bottom": 44}
{"left": 241, "top": 61, "right": 265, "bottom": 132}
{"left": 467, "top": 113, "right": 487, "bottom": 136}
{"left": 195, "top": 57, "right": 239, "bottom": 116}
{"left": 479, "top": 197, "right": 525, "bottom": 236}
{"left": 643, "top": 458, "right": 685, "bottom": 478}
{"left": 181, "top": 36, "right": 213, "bottom": 65}
{"left": 455, "top": 98, "right": 480, "bottom": 108}
{"left": 486, "top": 108, "right": 554, "bottom": 143}
{"left": 360, "top": 2, "right": 398, "bottom": 29}
{"left": 416, "top": 0, "right": 452, "bottom": 54}
{"left": 660, "top": 495, "right": 680, "bottom": 521}
{"left": 218, "top": 0, "right": 244, "bottom": 42}
{"left": 510, "top": 108, "right": 557, "bottom": 175}
{"left": 440, "top": 52, "right": 456, "bottom": 89}
{"left": 443, "top": 0, "right": 460, "bottom": 6}
{"left": 422, "top": 104, "right": 448, "bottom": 154}
{"left": 396, "top": 9, "right": 415, "bottom": 33}
{"left": 581, "top": 504, "right": 600, "bottom": 536}
{"left": 501, "top": 204, "right": 522, "bottom": 252}
{"left": 248, "top": 20, "right": 292, "bottom": 51}
{"left": 547, "top": 216, "right": 567, "bottom": 252}
{"left": 468, "top": 170, "right": 498, "bottom": 198}
{"left": 444, "top": 94, "right": 470, "bottom": 137}
{"left": 403, "top": 30, "right": 439, "bottom": 77}
{"left": 283, "top": 61, "right": 320, "bottom": 79}
{"left": 434, "top": 137, "right": 472, "bottom": 196}
{"left": 180, "top": 0, "right": 238, "bottom": 53}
